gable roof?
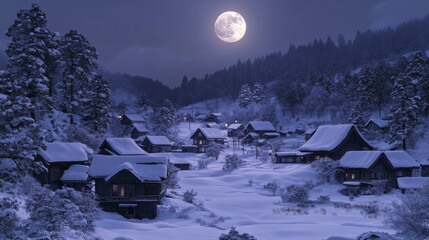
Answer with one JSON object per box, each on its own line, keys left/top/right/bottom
{"left": 245, "top": 132, "right": 259, "bottom": 139}
{"left": 89, "top": 155, "right": 168, "bottom": 181}
{"left": 246, "top": 121, "right": 276, "bottom": 131}
{"left": 104, "top": 138, "right": 147, "bottom": 155}
{"left": 39, "top": 142, "right": 93, "bottom": 163}
{"left": 365, "top": 118, "right": 389, "bottom": 128}
{"left": 299, "top": 124, "right": 372, "bottom": 152}
{"left": 132, "top": 123, "right": 149, "bottom": 133}
{"left": 340, "top": 151, "right": 420, "bottom": 169}
{"left": 228, "top": 123, "right": 243, "bottom": 130}
{"left": 210, "top": 113, "right": 223, "bottom": 117}
{"left": 145, "top": 135, "right": 172, "bottom": 145}
{"left": 192, "top": 127, "right": 225, "bottom": 139}
{"left": 61, "top": 165, "right": 89, "bottom": 181}
{"left": 124, "top": 113, "right": 144, "bottom": 123}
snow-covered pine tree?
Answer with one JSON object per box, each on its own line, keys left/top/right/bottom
{"left": 252, "top": 83, "right": 266, "bottom": 103}
{"left": 348, "top": 104, "right": 366, "bottom": 131}
{"left": 0, "top": 73, "right": 43, "bottom": 174}
{"left": 152, "top": 99, "right": 176, "bottom": 135}
{"left": 58, "top": 30, "right": 98, "bottom": 124}
{"left": 86, "top": 74, "right": 110, "bottom": 136}
{"left": 407, "top": 52, "right": 429, "bottom": 117}
{"left": 238, "top": 84, "right": 253, "bottom": 108}
{"left": 389, "top": 73, "right": 420, "bottom": 150}
{"left": 4, "top": 4, "right": 58, "bottom": 121}
{"left": 357, "top": 65, "right": 376, "bottom": 112}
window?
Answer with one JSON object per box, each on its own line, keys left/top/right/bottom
{"left": 351, "top": 173, "right": 355, "bottom": 180}
{"left": 314, "top": 155, "right": 320, "bottom": 160}
{"left": 198, "top": 140, "right": 203, "bottom": 145}
{"left": 112, "top": 184, "right": 125, "bottom": 197}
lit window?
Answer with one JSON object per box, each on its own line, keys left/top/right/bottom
{"left": 351, "top": 173, "right": 355, "bottom": 180}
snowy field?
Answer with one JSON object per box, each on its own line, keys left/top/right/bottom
{"left": 94, "top": 123, "right": 399, "bottom": 240}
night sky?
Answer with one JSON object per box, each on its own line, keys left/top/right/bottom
{"left": 1, "top": 0, "right": 429, "bottom": 87}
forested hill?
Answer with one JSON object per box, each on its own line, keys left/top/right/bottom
{"left": 106, "top": 15, "right": 429, "bottom": 107}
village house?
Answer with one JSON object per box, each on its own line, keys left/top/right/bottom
{"left": 242, "top": 132, "right": 259, "bottom": 144}
{"left": 98, "top": 138, "right": 147, "bottom": 155}
{"left": 89, "top": 155, "right": 168, "bottom": 219}
{"left": 140, "top": 135, "right": 172, "bottom": 153}
{"left": 339, "top": 151, "right": 420, "bottom": 188}
{"left": 130, "top": 123, "right": 150, "bottom": 139}
{"left": 190, "top": 127, "right": 225, "bottom": 153}
{"left": 272, "top": 151, "right": 313, "bottom": 164}
{"left": 204, "top": 112, "right": 223, "bottom": 123}
{"left": 244, "top": 121, "right": 277, "bottom": 137}
{"left": 120, "top": 113, "right": 145, "bottom": 126}
{"left": 227, "top": 123, "right": 244, "bottom": 138}
{"left": 298, "top": 124, "right": 373, "bottom": 160}
{"left": 35, "top": 142, "right": 93, "bottom": 190}
{"left": 365, "top": 118, "right": 389, "bottom": 134}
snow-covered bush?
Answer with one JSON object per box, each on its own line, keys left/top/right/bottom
{"left": 356, "top": 231, "right": 399, "bottom": 240}
{"left": 198, "top": 158, "right": 210, "bottom": 169}
{"left": 205, "top": 142, "right": 224, "bottom": 160}
{"left": 264, "top": 181, "right": 280, "bottom": 196}
{"left": 385, "top": 185, "right": 429, "bottom": 239}
{"left": 280, "top": 184, "right": 311, "bottom": 203}
{"left": 219, "top": 227, "right": 257, "bottom": 240}
{"left": 0, "top": 197, "right": 24, "bottom": 239}
{"left": 223, "top": 154, "right": 245, "bottom": 171}
{"left": 316, "top": 195, "right": 331, "bottom": 203}
{"left": 311, "top": 158, "right": 339, "bottom": 183}
{"left": 183, "top": 189, "right": 197, "bottom": 204}
{"left": 362, "top": 181, "right": 388, "bottom": 196}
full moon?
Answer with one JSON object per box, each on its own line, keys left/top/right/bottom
{"left": 214, "top": 11, "right": 246, "bottom": 43}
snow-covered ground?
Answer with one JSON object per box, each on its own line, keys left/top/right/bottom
{"left": 94, "top": 122, "right": 400, "bottom": 240}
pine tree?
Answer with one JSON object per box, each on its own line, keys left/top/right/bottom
{"left": 4, "top": 4, "right": 58, "bottom": 121}
{"left": 389, "top": 73, "right": 420, "bottom": 150}
{"left": 357, "top": 65, "right": 376, "bottom": 112}
{"left": 152, "top": 99, "right": 176, "bottom": 135}
{"left": 349, "top": 104, "right": 366, "bottom": 131}
{"left": 86, "top": 74, "right": 110, "bottom": 136}
{"left": 407, "top": 52, "right": 429, "bottom": 117}
{"left": 58, "top": 30, "right": 98, "bottom": 124}
{"left": 238, "top": 84, "right": 252, "bottom": 108}
{"left": 252, "top": 83, "right": 266, "bottom": 103}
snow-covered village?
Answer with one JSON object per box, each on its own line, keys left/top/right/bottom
{"left": 2, "top": 2, "right": 429, "bottom": 240}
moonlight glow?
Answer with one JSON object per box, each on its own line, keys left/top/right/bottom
{"left": 214, "top": 11, "right": 246, "bottom": 43}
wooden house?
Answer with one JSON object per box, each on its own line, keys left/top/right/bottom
{"left": 204, "top": 113, "right": 223, "bottom": 123}
{"left": 35, "top": 142, "right": 93, "bottom": 190}
{"left": 98, "top": 138, "right": 147, "bottom": 155}
{"left": 243, "top": 132, "right": 259, "bottom": 144}
{"left": 140, "top": 135, "right": 172, "bottom": 153}
{"left": 131, "top": 123, "right": 149, "bottom": 139}
{"left": 339, "top": 151, "right": 420, "bottom": 188}
{"left": 227, "top": 123, "right": 244, "bottom": 137}
{"left": 244, "top": 121, "right": 276, "bottom": 137}
{"left": 365, "top": 118, "right": 389, "bottom": 134}
{"left": 61, "top": 165, "right": 90, "bottom": 191}
{"left": 262, "top": 132, "right": 280, "bottom": 140}
{"left": 89, "top": 155, "right": 168, "bottom": 219}
{"left": 121, "top": 113, "right": 145, "bottom": 126}
{"left": 272, "top": 152, "right": 314, "bottom": 164}
{"left": 190, "top": 127, "right": 225, "bottom": 153}
{"left": 298, "top": 124, "right": 373, "bottom": 160}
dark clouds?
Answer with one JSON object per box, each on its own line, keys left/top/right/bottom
{"left": 1, "top": 0, "right": 429, "bottom": 87}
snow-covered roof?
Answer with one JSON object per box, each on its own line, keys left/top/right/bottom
{"left": 245, "top": 132, "right": 259, "bottom": 138}
{"left": 39, "top": 142, "right": 93, "bottom": 163}
{"left": 194, "top": 127, "right": 225, "bottom": 139}
{"left": 145, "top": 135, "right": 172, "bottom": 145}
{"left": 132, "top": 123, "right": 149, "bottom": 133}
{"left": 89, "top": 155, "right": 168, "bottom": 181}
{"left": 61, "top": 165, "right": 89, "bottom": 181}
{"left": 365, "top": 118, "right": 389, "bottom": 128}
{"left": 105, "top": 138, "right": 147, "bottom": 155}
{"left": 339, "top": 151, "right": 383, "bottom": 168}
{"left": 384, "top": 151, "right": 420, "bottom": 168}
{"left": 420, "top": 161, "right": 429, "bottom": 166}
{"left": 247, "top": 121, "right": 276, "bottom": 131}
{"left": 340, "top": 151, "right": 420, "bottom": 169}
{"left": 397, "top": 177, "right": 429, "bottom": 189}
{"left": 227, "top": 123, "right": 243, "bottom": 130}
{"left": 274, "top": 151, "right": 299, "bottom": 157}
{"left": 206, "top": 123, "right": 218, "bottom": 128}
{"left": 299, "top": 124, "right": 371, "bottom": 152}
{"left": 124, "top": 113, "right": 144, "bottom": 122}
{"left": 210, "top": 113, "right": 223, "bottom": 117}
{"left": 263, "top": 132, "right": 280, "bottom": 137}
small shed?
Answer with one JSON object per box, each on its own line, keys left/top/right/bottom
{"left": 262, "top": 132, "right": 280, "bottom": 140}
{"left": 227, "top": 123, "right": 244, "bottom": 137}
{"left": 273, "top": 151, "right": 314, "bottom": 164}
{"left": 98, "top": 138, "right": 147, "bottom": 155}
{"left": 140, "top": 135, "right": 172, "bottom": 153}
{"left": 190, "top": 128, "right": 225, "bottom": 153}
{"left": 244, "top": 121, "right": 276, "bottom": 137}
{"left": 365, "top": 118, "right": 389, "bottom": 133}
{"left": 121, "top": 113, "right": 145, "bottom": 126}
